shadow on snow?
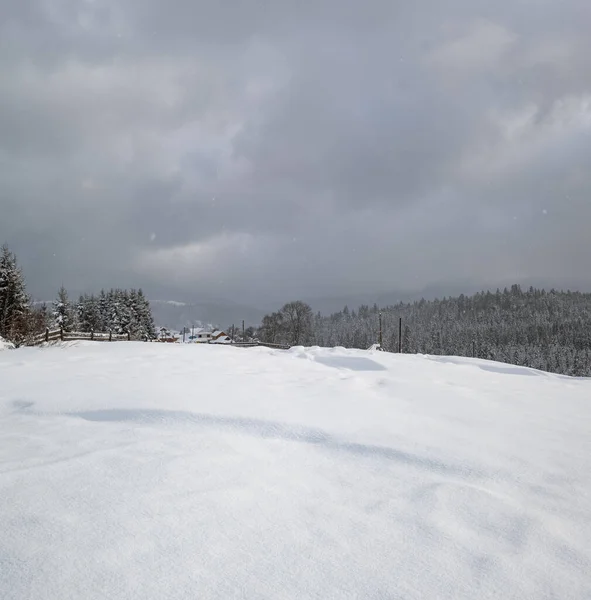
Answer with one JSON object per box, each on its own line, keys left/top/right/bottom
{"left": 70, "top": 408, "right": 475, "bottom": 477}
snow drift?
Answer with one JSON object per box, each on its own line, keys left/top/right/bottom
{"left": 1, "top": 343, "right": 590, "bottom": 599}
{"left": 0, "top": 335, "right": 15, "bottom": 350}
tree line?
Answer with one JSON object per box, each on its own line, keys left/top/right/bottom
{"left": 0, "top": 245, "right": 156, "bottom": 346}
{"left": 5, "top": 240, "right": 590, "bottom": 376}
{"left": 57, "top": 287, "right": 156, "bottom": 340}
{"left": 256, "top": 301, "right": 315, "bottom": 346}
{"left": 257, "top": 286, "right": 591, "bottom": 376}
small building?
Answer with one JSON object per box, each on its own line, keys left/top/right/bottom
{"left": 211, "top": 330, "right": 232, "bottom": 344}
{"left": 158, "top": 327, "right": 179, "bottom": 343}
{"left": 187, "top": 328, "right": 232, "bottom": 344}
{"left": 190, "top": 328, "right": 214, "bottom": 343}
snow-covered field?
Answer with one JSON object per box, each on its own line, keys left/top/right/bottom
{"left": 1, "top": 342, "right": 590, "bottom": 599}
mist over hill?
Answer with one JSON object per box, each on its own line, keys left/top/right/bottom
{"left": 150, "top": 300, "right": 267, "bottom": 331}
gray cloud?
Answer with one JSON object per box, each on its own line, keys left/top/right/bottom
{"left": 1, "top": 0, "right": 590, "bottom": 307}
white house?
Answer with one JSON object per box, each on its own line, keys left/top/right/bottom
{"left": 189, "top": 328, "right": 213, "bottom": 343}
{"left": 189, "top": 328, "right": 232, "bottom": 344}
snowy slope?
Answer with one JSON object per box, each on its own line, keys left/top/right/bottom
{"left": 1, "top": 343, "right": 590, "bottom": 600}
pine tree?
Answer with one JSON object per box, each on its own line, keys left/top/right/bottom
{"left": 77, "top": 294, "right": 102, "bottom": 333}
{"left": 402, "top": 325, "right": 413, "bottom": 353}
{"left": 0, "top": 245, "right": 30, "bottom": 343}
{"left": 136, "top": 289, "right": 156, "bottom": 340}
{"left": 52, "top": 286, "right": 75, "bottom": 332}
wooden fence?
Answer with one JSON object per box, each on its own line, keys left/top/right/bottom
{"left": 28, "top": 328, "right": 132, "bottom": 346}
{"left": 26, "top": 329, "right": 290, "bottom": 349}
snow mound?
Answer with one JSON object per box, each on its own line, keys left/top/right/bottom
{"left": 1, "top": 343, "right": 590, "bottom": 600}
{"left": 0, "top": 335, "right": 15, "bottom": 350}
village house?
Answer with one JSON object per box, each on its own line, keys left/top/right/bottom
{"left": 189, "top": 328, "right": 212, "bottom": 343}
{"left": 211, "top": 330, "right": 232, "bottom": 344}
{"left": 189, "top": 328, "right": 232, "bottom": 344}
{"left": 158, "top": 327, "right": 179, "bottom": 343}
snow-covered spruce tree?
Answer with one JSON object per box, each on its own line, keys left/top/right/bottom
{"left": 122, "top": 289, "right": 150, "bottom": 339}
{"left": 135, "top": 289, "right": 156, "bottom": 340}
{"left": 75, "top": 288, "right": 155, "bottom": 339}
{"left": 105, "top": 289, "right": 119, "bottom": 333}
{"left": 402, "top": 324, "right": 414, "bottom": 354}
{"left": 77, "top": 294, "right": 103, "bottom": 333}
{"left": 52, "top": 286, "right": 75, "bottom": 332}
{"left": 77, "top": 295, "right": 90, "bottom": 332}
{"left": 112, "top": 289, "right": 132, "bottom": 335}
{"left": 98, "top": 290, "right": 110, "bottom": 332}
{"left": 0, "top": 245, "right": 31, "bottom": 344}
{"left": 124, "top": 290, "right": 138, "bottom": 337}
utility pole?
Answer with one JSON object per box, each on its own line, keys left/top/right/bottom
{"left": 398, "top": 317, "right": 402, "bottom": 353}
{"left": 379, "top": 312, "right": 383, "bottom": 349}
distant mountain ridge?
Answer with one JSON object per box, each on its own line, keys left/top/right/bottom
{"left": 149, "top": 299, "right": 267, "bottom": 331}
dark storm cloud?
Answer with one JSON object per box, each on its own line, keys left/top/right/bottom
{"left": 1, "top": 0, "right": 590, "bottom": 305}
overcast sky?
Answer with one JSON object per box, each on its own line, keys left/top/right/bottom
{"left": 1, "top": 0, "right": 590, "bottom": 307}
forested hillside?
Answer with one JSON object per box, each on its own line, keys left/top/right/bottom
{"left": 312, "top": 285, "right": 591, "bottom": 376}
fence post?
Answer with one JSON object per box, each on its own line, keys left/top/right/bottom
{"left": 109, "top": 330, "right": 112, "bottom": 342}
{"left": 127, "top": 331, "right": 131, "bottom": 341}
{"left": 60, "top": 327, "right": 64, "bottom": 341}
{"left": 398, "top": 317, "right": 402, "bottom": 353}
{"left": 91, "top": 329, "right": 94, "bottom": 341}
{"left": 45, "top": 327, "right": 49, "bottom": 342}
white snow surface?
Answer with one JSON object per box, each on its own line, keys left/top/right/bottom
{"left": 1, "top": 343, "right": 590, "bottom": 599}
{"left": 0, "top": 336, "right": 15, "bottom": 351}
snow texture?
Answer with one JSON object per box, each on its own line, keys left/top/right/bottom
{"left": 0, "top": 336, "right": 15, "bottom": 351}
{"left": 1, "top": 343, "right": 590, "bottom": 599}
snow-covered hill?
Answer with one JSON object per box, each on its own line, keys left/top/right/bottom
{"left": 1, "top": 343, "right": 590, "bottom": 599}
